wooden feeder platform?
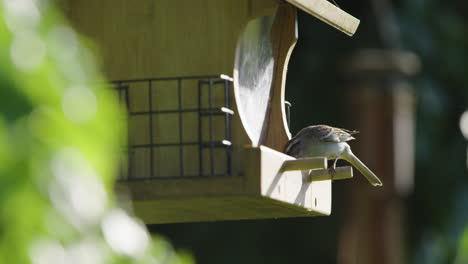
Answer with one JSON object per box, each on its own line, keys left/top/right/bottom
{"left": 118, "top": 146, "right": 352, "bottom": 224}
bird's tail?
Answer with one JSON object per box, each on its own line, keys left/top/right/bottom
{"left": 341, "top": 151, "right": 383, "bottom": 186}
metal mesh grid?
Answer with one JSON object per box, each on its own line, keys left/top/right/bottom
{"left": 113, "top": 75, "right": 233, "bottom": 180}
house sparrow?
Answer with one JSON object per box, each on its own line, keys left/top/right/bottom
{"left": 284, "top": 125, "right": 383, "bottom": 186}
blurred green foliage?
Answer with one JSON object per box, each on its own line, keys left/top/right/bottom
{"left": 0, "top": 0, "right": 192, "bottom": 263}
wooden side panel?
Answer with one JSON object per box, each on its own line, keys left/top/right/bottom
{"left": 68, "top": 0, "right": 249, "bottom": 79}
{"left": 132, "top": 196, "right": 324, "bottom": 224}
{"left": 247, "top": 0, "right": 280, "bottom": 19}
{"left": 117, "top": 176, "right": 245, "bottom": 200}
{"left": 262, "top": 3, "right": 297, "bottom": 151}
{"left": 258, "top": 146, "right": 331, "bottom": 215}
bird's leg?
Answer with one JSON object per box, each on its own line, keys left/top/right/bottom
{"left": 328, "top": 158, "right": 338, "bottom": 179}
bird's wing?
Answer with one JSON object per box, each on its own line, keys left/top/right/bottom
{"left": 284, "top": 135, "right": 301, "bottom": 157}
{"left": 319, "top": 126, "right": 358, "bottom": 143}
{"left": 284, "top": 125, "right": 359, "bottom": 157}
{"left": 284, "top": 125, "right": 317, "bottom": 157}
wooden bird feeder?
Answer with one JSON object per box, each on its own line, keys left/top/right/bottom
{"left": 64, "top": 0, "right": 359, "bottom": 224}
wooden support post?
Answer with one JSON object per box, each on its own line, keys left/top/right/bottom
{"left": 280, "top": 157, "right": 327, "bottom": 172}
{"left": 280, "top": 158, "right": 353, "bottom": 182}
{"left": 308, "top": 166, "right": 353, "bottom": 182}
{"left": 339, "top": 49, "right": 419, "bottom": 264}
{"left": 262, "top": 3, "right": 297, "bottom": 151}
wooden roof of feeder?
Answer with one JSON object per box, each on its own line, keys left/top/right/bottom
{"left": 65, "top": 0, "right": 358, "bottom": 224}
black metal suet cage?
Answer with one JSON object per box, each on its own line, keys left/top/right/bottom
{"left": 114, "top": 75, "right": 234, "bottom": 180}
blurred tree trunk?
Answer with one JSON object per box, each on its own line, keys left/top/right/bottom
{"left": 338, "top": 50, "right": 419, "bottom": 264}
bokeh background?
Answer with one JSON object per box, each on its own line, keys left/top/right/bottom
{"left": 1, "top": 0, "right": 467, "bottom": 263}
